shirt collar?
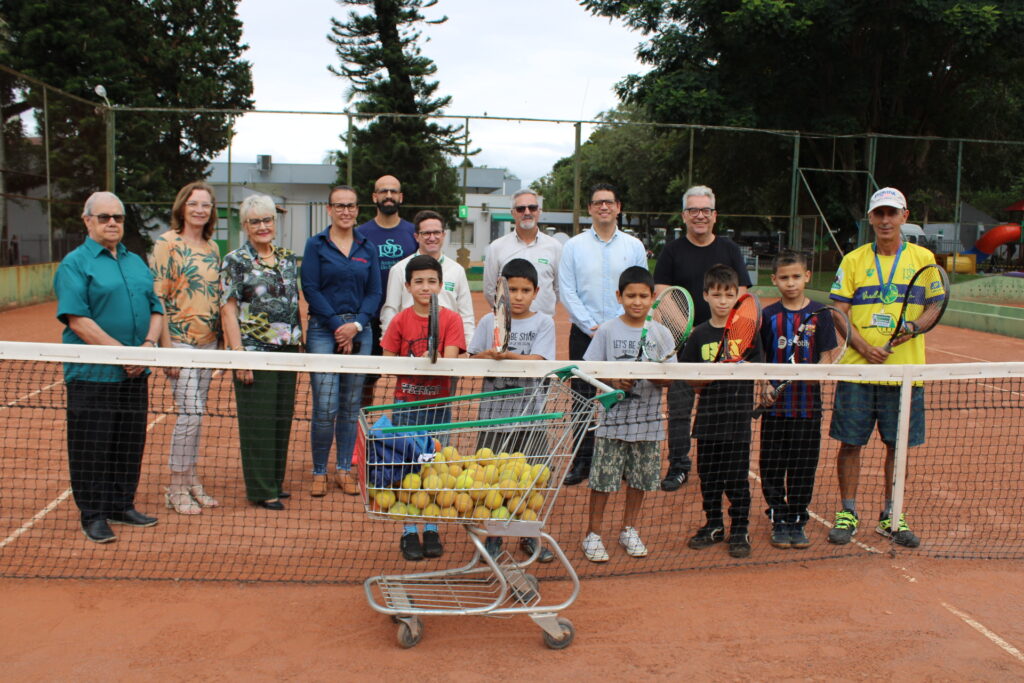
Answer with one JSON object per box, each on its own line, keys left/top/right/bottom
{"left": 84, "top": 236, "right": 127, "bottom": 258}
{"left": 588, "top": 227, "right": 620, "bottom": 244}
{"left": 242, "top": 240, "right": 286, "bottom": 262}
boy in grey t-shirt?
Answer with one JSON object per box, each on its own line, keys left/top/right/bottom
{"left": 581, "top": 266, "right": 674, "bottom": 562}
{"left": 468, "top": 259, "right": 556, "bottom": 562}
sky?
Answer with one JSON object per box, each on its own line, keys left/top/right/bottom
{"left": 221, "top": 0, "right": 647, "bottom": 185}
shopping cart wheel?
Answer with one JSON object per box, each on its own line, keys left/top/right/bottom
{"left": 396, "top": 617, "right": 423, "bottom": 649}
{"left": 541, "top": 617, "right": 574, "bottom": 650}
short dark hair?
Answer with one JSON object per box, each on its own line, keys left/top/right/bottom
{"left": 589, "top": 182, "right": 620, "bottom": 205}
{"left": 500, "top": 258, "right": 538, "bottom": 288}
{"left": 703, "top": 263, "right": 739, "bottom": 292}
{"left": 328, "top": 184, "right": 357, "bottom": 202}
{"left": 618, "top": 265, "right": 654, "bottom": 294}
{"left": 771, "top": 249, "right": 808, "bottom": 272}
{"left": 412, "top": 210, "right": 444, "bottom": 232}
{"left": 405, "top": 254, "right": 442, "bottom": 284}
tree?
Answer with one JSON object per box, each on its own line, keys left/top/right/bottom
{"left": 581, "top": 0, "right": 1024, "bottom": 239}
{"left": 328, "top": 0, "right": 471, "bottom": 220}
{"left": 2, "top": 0, "right": 253, "bottom": 255}
{"left": 532, "top": 106, "right": 694, "bottom": 246}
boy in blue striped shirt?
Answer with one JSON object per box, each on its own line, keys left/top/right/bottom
{"left": 759, "top": 251, "right": 838, "bottom": 549}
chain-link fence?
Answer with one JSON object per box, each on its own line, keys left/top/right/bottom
{"left": 4, "top": 64, "right": 1024, "bottom": 283}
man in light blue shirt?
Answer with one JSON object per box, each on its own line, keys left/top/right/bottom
{"left": 558, "top": 183, "right": 647, "bottom": 484}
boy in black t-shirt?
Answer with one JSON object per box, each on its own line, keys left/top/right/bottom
{"left": 681, "top": 264, "right": 762, "bottom": 558}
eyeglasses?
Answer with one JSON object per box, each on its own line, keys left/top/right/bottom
{"left": 589, "top": 199, "right": 617, "bottom": 207}
{"left": 513, "top": 204, "right": 539, "bottom": 214}
{"left": 246, "top": 216, "right": 275, "bottom": 226}
{"left": 683, "top": 207, "right": 715, "bottom": 217}
{"left": 329, "top": 202, "right": 358, "bottom": 211}
{"left": 92, "top": 213, "right": 125, "bottom": 224}
{"left": 417, "top": 230, "right": 444, "bottom": 238}
{"left": 374, "top": 188, "right": 400, "bottom": 196}
{"left": 185, "top": 201, "right": 213, "bottom": 210}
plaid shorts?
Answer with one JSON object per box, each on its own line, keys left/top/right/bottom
{"left": 589, "top": 437, "right": 661, "bottom": 493}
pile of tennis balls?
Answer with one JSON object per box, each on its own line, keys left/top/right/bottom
{"left": 369, "top": 446, "right": 551, "bottom": 522}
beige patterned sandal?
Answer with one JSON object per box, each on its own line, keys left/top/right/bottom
{"left": 188, "top": 485, "right": 219, "bottom": 508}
{"left": 165, "top": 486, "right": 201, "bottom": 515}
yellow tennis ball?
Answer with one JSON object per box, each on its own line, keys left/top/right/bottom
{"left": 422, "top": 473, "right": 442, "bottom": 491}
{"left": 507, "top": 495, "right": 524, "bottom": 514}
{"left": 484, "top": 489, "right": 504, "bottom": 510}
{"left": 498, "top": 477, "right": 518, "bottom": 498}
{"left": 475, "top": 447, "right": 493, "bottom": 461}
{"left": 531, "top": 464, "right": 551, "bottom": 486}
{"left": 398, "top": 490, "right": 412, "bottom": 504}
{"left": 472, "top": 505, "right": 491, "bottom": 520}
{"left": 491, "top": 506, "right": 510, "bottom": 520}
{"left": 388, "top": 501, "right": 408, "bottom": 516}
{"left": 439, "top": 506, "right": 458, "bottom": 518}
{"left": 441, "top": 446, "right": 460, "bottom": 460}
{"left": 435, "top": 489, "right": 456, "bottom": 508}
{"left": 481, "top": 464, "right": 500, "bottom": 485}
{"left": 374, "top": 490, "right": 396, "bottom": 510}
{"left": 402, "top": 473, "right": 421, "bottom": 490}
{"left": 469, "top": 484, "right": 488, "bottom": 502}
{"left": 454, "top": 493, "right": 473, "bottom": 513}
{"left": 422, "top": 503, "right": 441, "bottom": 518}
{"left": 447, "top": 462, "right": 463, "bottom": 478}
{"left": 410, "top": 490, "right": 431, "bottom": 510}
{"left": 519, "top": 508, "right": 538, "bottom": 522}
{"left": 442, "top": 473, "right": 457, "bottom": 489}
{"left": 405, "top": 504, "right": 421, "bottom": 517}
{"left": 527, "top": 492, "right": 544, "bottom": 511}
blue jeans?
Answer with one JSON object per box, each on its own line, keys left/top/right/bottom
{"left": 308, "top": 316, "right": 371, "bottom": 475}
{"left": 392, "top": 401, "right": 450, "bottom": 536}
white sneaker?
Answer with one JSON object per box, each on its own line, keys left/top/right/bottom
{"left": 619, "top": 526, "right": 648, "bottom": 557}
{"left": 582, "top": 532, "right": 609, "bottom": 562}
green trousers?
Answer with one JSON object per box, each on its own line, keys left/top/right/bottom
{"left": 233, "top": 349, "right": 297, "bottom": 502}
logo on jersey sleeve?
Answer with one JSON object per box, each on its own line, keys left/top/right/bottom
{"left": 830, "top": 267, "right": 844, "bottom": 291}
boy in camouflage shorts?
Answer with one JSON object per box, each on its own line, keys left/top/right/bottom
{"left": 581, "top": 266, "right": 673, "bottom": 562}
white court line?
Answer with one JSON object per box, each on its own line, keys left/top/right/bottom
{"left": 929, "top": 347, "right": 996, "bottom": 363}
{"left": 1, "top": 380, "right": 61, "bottom": 411}
{"left": 748, "top": 470, "right": 1022, "bottom": 664}
{"left": 942, "top": 602, "right": 1024, "bottom": 665}
{"left": 0, "top": 412, "right": 168, "bottom": 551}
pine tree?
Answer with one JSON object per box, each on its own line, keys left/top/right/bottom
{"left": 328, "top": 0, "right": 471, "bottom": 219}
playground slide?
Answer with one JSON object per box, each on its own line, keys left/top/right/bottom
{"left": 969, "top": 223, "right": 1021, "bottom": 261}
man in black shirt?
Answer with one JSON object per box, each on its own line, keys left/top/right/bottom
{"left": 653, "top": 185, "right": 750, "bottom": 491}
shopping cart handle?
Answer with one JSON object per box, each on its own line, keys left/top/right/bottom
{"left": 550, "top": 365, "right": 624, "bottom": 410}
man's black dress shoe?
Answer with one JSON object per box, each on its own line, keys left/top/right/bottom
{"left": 256, "top": 499, "right": 285, "bottom": 510}
{"left": 107, "top": 509, "right": 158, "bottom": 527}
{"left": 82, "top": 519, "right": 117, "bottom": 543}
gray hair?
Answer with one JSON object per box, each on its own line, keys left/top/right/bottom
{"left": 512, "top": 188, "right": 540, "bottom": 204}
{"left": 682, "top": 185, "right": 715, "bottom": 210}
{"left": 239, "top": 194, "right": 276, "bottom": 224}
{"left": 82, "top": 191, "right": 124, "bottom": 217}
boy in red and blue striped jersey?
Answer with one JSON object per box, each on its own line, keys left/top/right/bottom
{"left": 759, "top": 250, "right": 838, "bottom": 550}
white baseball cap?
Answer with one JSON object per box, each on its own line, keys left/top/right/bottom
{"left": 868, "top": 187, "right": 907, "bottom": 213}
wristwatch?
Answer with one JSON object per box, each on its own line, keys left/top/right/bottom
{"left": 353, "top": 321, "right": 363, "bottom": 333}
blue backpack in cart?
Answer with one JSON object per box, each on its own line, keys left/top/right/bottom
{"left": 366, "top": 414, "right": 434, "bottom": 489}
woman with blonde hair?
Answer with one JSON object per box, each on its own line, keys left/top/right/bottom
{"left": 151, "top": 181, "right": 221, "bottom": 514}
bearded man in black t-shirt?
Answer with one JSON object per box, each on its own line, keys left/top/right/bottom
{"left": 652, "top": 185, "right": 751, "bottom": 492}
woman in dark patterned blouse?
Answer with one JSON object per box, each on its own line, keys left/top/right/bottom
{"left": 220, "top": 194, "right": 302, "bottom": 510}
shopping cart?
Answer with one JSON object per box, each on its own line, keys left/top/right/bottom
{"left": 357, "top": 366, "right": 622, "bottom": 649}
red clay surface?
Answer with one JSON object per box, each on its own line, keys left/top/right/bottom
{"left": 2, "top": 297, "right": 1024, "bottom": 678}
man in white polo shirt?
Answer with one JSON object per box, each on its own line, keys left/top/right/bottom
{"left": 381, "top": 209, "right": 475, "bottom": 343}
{"left": 483, "top": 189, "right": 561, "bottom": 317}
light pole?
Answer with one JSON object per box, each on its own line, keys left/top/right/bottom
{"left": 94, "top": 85, "right": 115, "bottom": 192}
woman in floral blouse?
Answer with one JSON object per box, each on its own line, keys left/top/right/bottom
{"left": 220, "top": 194, "right": 302, "bottom": 510}
{"left": 151, "top": 181, "right": 222, "bottom": 515}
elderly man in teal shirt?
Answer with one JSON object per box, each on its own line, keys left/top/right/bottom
{"left": 54, "top": 191, "right": 164, "bottom": 543}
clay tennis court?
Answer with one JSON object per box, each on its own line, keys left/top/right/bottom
{"left": 2, "top": 295, "right": 1023, "bottom": 678}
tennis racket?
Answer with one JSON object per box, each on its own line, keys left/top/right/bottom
{"left": 427, "top": 293, "right": 440, "bottom": 364}
{"left": 492, "top": 276, "right": 512, "bottom": 352}
{"left": 636, "top": 286, "right": 694, "bottom": 362}
{"left": 882, "top": 263, "right": 950, "bottom": 352}
{"left": 712, "top": 292, "right": 762, "bottom": 362}
{"left": 623, "top": 286, "right": 694, "bottom": 398}
{"left": 752, "top": 305, "right": 850, "bottom": 418}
